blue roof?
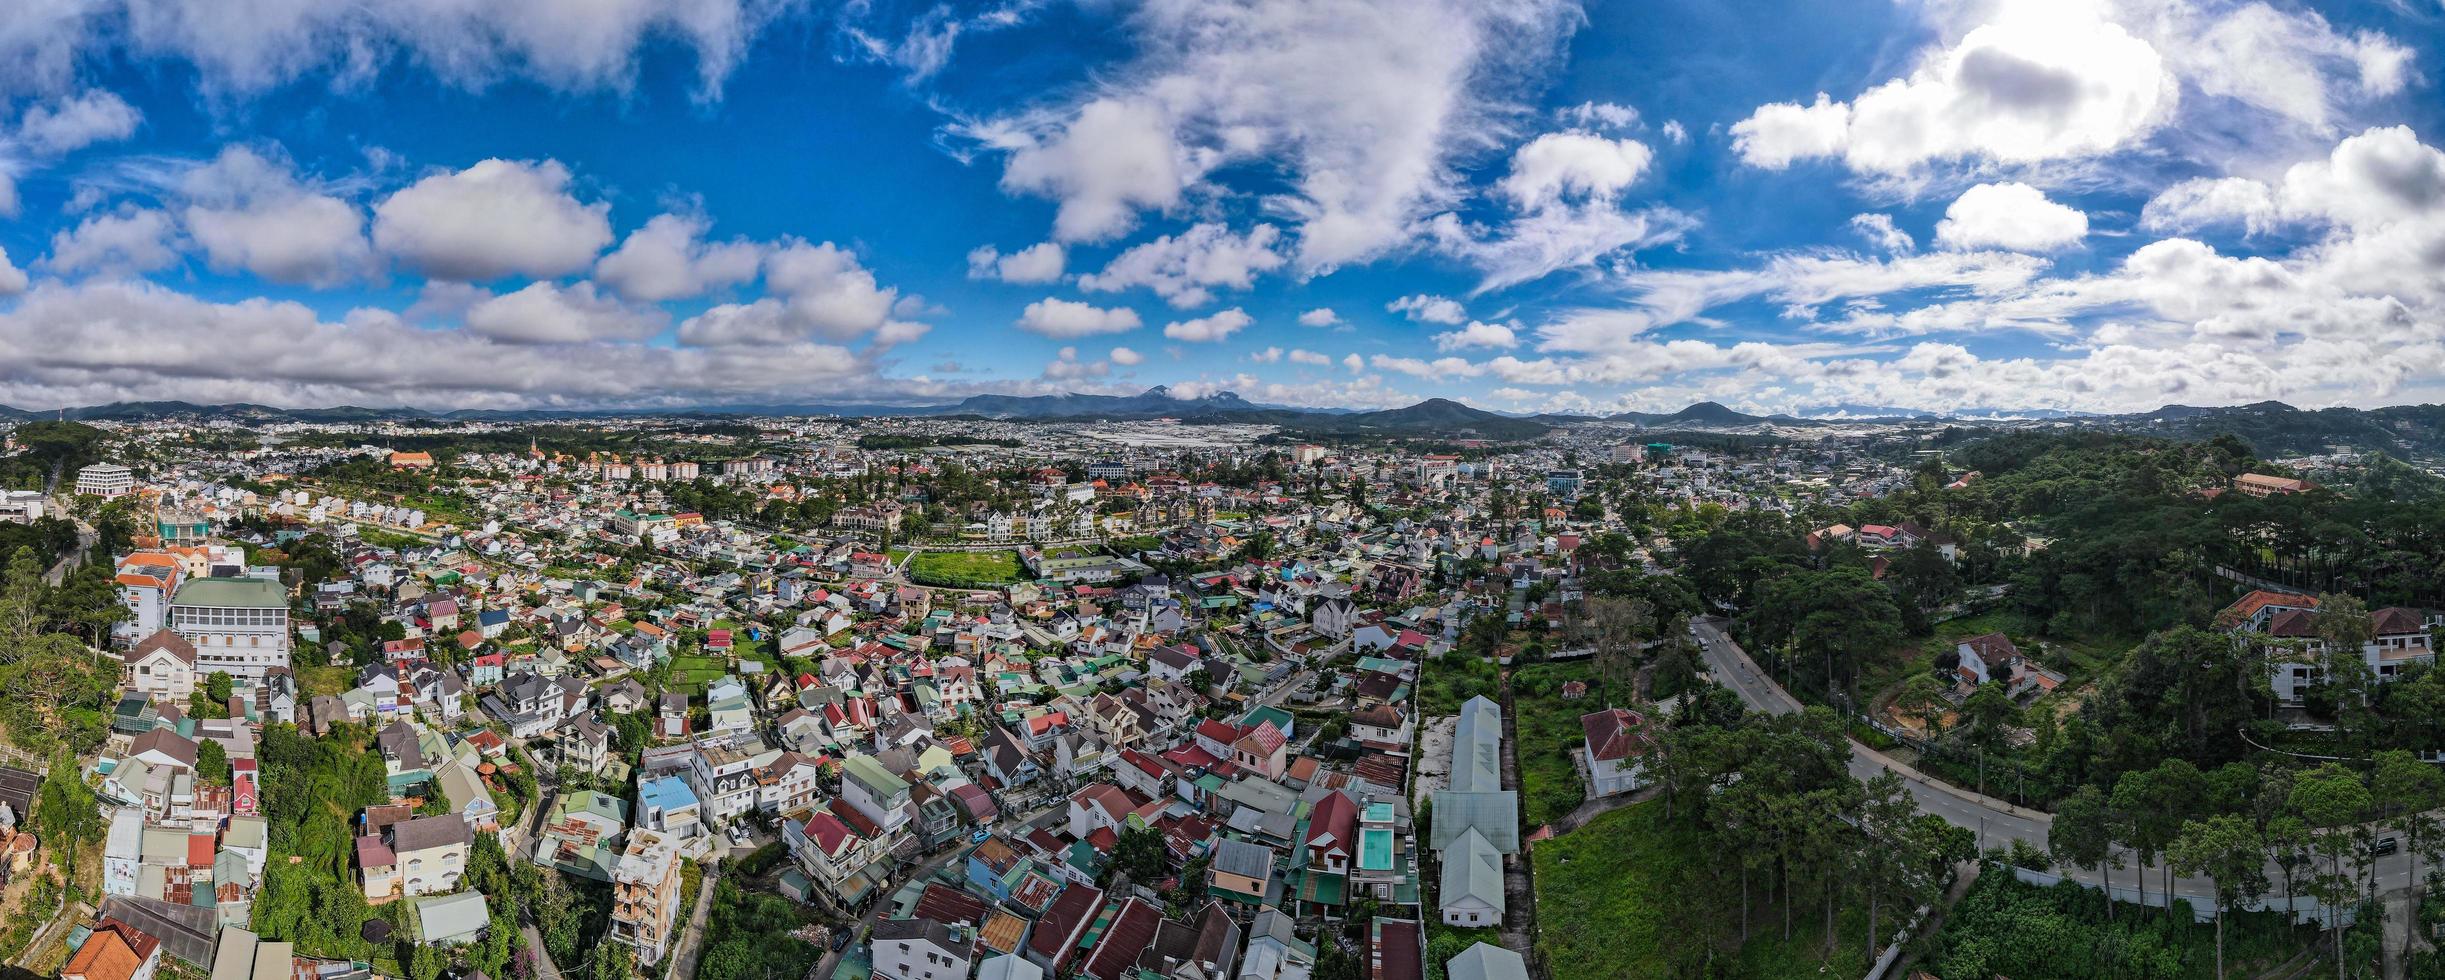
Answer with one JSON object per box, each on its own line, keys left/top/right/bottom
{"left": 639, "top": 775, "right": 698, "bottom": 811}
{"left": 478, "top": 609, "right": 510, "bottom": 626}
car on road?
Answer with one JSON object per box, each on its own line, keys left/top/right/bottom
{"left": 2371, "top": 836, "right": 2401, "bottom": 857}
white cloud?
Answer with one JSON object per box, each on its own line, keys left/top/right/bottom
{"left": 2278, "top": 125, "right": 2445, "bottom": 231}
{"left": 46, "top": 206, "right": 181, "bottom": 277}
{"left": 1288, "top": 348, "right": 1332, "bottom": 365}
{"left": 1342, "top": 353, "right": 1364, "bottom": 373}
{"left": 371, "top": 158, "right": 612, "bottom": 281}
{"left": 1251, "top": 346, "right": 1283, "bottom": 363}
{"left": 1161, "top": 307, "right": 1251, "bottom": 342}
{"left": 2124, "top": 0, "right": 2411, "bottom": 133}
{"left": 1387, "top": 294, "right": 1466, "bottom": 325}
{"left": 965, "top": 241, "right": 1066, "bottom": 284}
{"left": 1297, "top": 307, "right": 1340, "bottom": 328}
{"left": 1015, "top": 298, "right": 1143, "bottom": 338}
{"left": 677, "top": 240, "right": 913, "bottom": 346}
{"left": 17, "top": 90, "right": 141, "bottom": 155}
{"left": 0, "top": 1, "right": 805, "bottom": 101}
{"left": 961, "top": 0, "right": 1580, "bottom": 270}
{"left": 1849, "top": 213, "right": 1915, "bottom": 254}
{"left": 463, "top": 281, "right": 668, "bottom": 344}
{"left": 1109, "top": 345, "right": 1144, "bottom": 366}
{"left": 0, "top": 278, "right": 889, "bottom": 411}
{"left": 1043, "top": 345, "right": 1110, "bottom": 380}
{"left": 2139, "top": 176, "right": 2277, "bottom": 234}
{"left": 1559, "top": 101, "right": 1637, "bottom": 130}
{"left": 594, "top": 212, "right": 763, "bottom": 302}
{"left": 1498, "top": 131, "right": 1653, "bottom": 210}
{"left": 1077, "top": 222, "right": 1285, "bottom": 307}
{"left": 177, "top": 145, "right": 375, "bottom": 287}
{"left": 0, "top": 247, "right": 26, "bottom": 295}
{"left": 1730, "top": 1, "right": 2173, "bottom": 173}
{"left": 1934, "top": 182, "right": 2090, "bottom": 251}
{"left": 1371, "top": 353, "right": 1484, "bottom": 378}
{"left": 1432, "top": 128, "right": 1682, "bottom": 291}
{"left": 1433, "top": 321, "right": 1518, "bottom": 351}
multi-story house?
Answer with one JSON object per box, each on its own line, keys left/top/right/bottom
{"left": 113, "top": 552, "right": 185, "bottom": 646}
{"left": 124, "top": 630, "right": 200, "bottom": 700}
{"left": 840, "top": 754, "right": 915, "bottom": 837}
{"left": 610, "top": 829, "right": 684, "bottom": 966}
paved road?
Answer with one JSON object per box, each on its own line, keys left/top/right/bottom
{"left": 1689, "top": 617, "right": 2302, "bottom": 909}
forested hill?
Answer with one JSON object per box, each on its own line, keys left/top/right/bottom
{"left": 2107, "top": 402, "right": 2445, "bottom": 459}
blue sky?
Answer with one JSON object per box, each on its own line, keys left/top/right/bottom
{"left": 0, "top": 0, "right": 2440, "bottom": 415}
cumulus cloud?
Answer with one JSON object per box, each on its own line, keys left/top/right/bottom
{"left": 1731, "top": 1, "right": 2173, "bottom": 173}
{"left": 1250, "top": 346, "right": 1283, "bottom": 363}
{"left": 46, "top": 206, "right": 181, "bottom": 277}
{"left": 371, "top": 158, "right": 612, "bottom": 281}
{"left": 1297, "top": 307, "right": 1341, "bottom": 328}
{"left": 1433, "top": 320, "right": 1519, "bottom": 351}
{"left": 0, "top": 1, "right": 807, "bottom": 101}
{"left": 463, "top": 281, "right": 668, "bottom": 344}
{"left": 958, "top": 0, "right": 1580, "bottom": 270}
{"left": 0, "top": 278, "right": 890, "bottom": 411}
{"left": 1371, "top": 353, "right": 1484, "bottom": 379}
{"left": 965, "top": 241, "right": 1066, "bottom": 283}
{"left": 0, "top": 247, "right": 26, "bottom": 295}
{"left": 1161, "top": 307, "right": 1251, "bottom": 342}
{"left": 1849, "top": 213, "right": 1915, "bottom": 254}
{"left": 1387, "top": 294, "right": 1466, "bottom": 325}
{"left": 1109, "top": 345, "right": 1144, "bottom": 366}
{"left": 1042, "top": 345, "right": 1110, "bottom": 380}
{"left": 1077, "top": 222, "right": 1285, "bottom": 307}
{"left": 1934, "top": 182, "right": 2090, "bottom": 251}
{"left": 1497, "top": 131, "right": 1653, "bottom": 210}
{"left": 177, "top": 145, "right": 375, "bottom": 287}
{"left": 594, "top": 212, "right": 763, "bottom": 302}
{"left": 678, "top": 240, "right": 912, "bottom": 345}
{"left": 17, "top": 90, "right": 141, "bottom": 155}
{"left": 1433, "top": 127, "right": 1684, "bottom": 291}
{"left": 1288, "top": 348, "right": 1332, "bottom": 366}
{"left": 1015, "top": 298, "right": 1142, "bottom": 338}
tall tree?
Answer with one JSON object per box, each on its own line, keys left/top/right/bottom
{"left": 2289, "top": 763, "right": 2373, "bottom": 980}
{"left": 2168, "top": 814, "right": 2268, "bottom": 980}
{"left": 2049, "top": 784, "right": 2122, "bottom": 922}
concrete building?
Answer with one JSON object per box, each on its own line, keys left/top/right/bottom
{"left": 610, "top": 829, "right": 684, "bottom": 965}
{"left": 78, "top": 463, "right": 136, "bottom": 497}
{"left": 169, "top": 578, "right": 291, "bottom": 683}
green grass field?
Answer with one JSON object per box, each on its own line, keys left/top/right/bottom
{"left": 906, "top": 549, "right": 1023, "bottom": 586}
{"left": 1510, "top": 661, "right": 1612, "bottom": 827}
{"left": 1534, "top": 802, "right": 1873, "bottom": 980}
{"left": 668, "top": 653, "right": 729, "bottom": 691}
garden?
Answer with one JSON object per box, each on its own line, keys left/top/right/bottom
{"left": 905, "top": 549, "right": 1025, "bottom": 587}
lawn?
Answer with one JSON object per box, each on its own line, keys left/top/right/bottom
{"left": 1508, "top": 661, "right": 1614, "bottom": 828}
{"left": 1534, "top": 802, "right": 1874, "bottom": 980}
{"left": 906, "top": 549, "right": 1023, "bottom": 586}
{"left": 668, "top": 654, "right": 730, "bottom": 692}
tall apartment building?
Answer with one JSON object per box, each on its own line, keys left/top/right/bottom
{"left": 169, "top": 577, "right": 291, "bottom": 682}
{"left": 611, "top": 829, "right": 684, "bottom": 966}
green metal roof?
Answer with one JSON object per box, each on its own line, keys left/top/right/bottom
{"left": 172, "top": 576, "right": 287, "bottom": 608}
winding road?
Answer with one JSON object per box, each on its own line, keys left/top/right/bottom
{"left": 1688, "top": 617, "right": 2421, "bottom": 914}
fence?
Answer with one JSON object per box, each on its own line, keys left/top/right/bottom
{"left": 2006, "top": 866, "right": 2354, "bottom": 929}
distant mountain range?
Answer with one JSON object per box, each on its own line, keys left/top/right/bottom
{"left": 4, "top": 390, "right": 2442, "bottom": 456}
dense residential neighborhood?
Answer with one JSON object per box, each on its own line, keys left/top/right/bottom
{"left": 0, "top": 397, "right": 2443, "bottom": 980}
